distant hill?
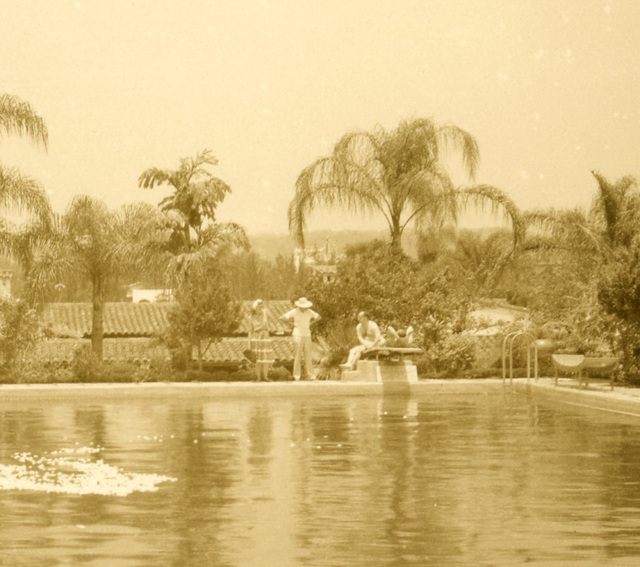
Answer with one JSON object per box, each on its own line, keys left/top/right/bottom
{"left": 248, "top": 227, "right": 505, "bottom": 261}
{"left": 248, "top": 230, "right": 390, "bottom": 261}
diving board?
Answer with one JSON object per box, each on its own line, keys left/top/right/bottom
{"left": 342, "top": 348, "right": 423, "bottom": 384}
{"left": 361, "top": 347, "right": 424, "bottom": 360}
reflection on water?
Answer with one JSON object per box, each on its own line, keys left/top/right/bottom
{"left": 0, "top": 447, "right": 175, "bottom": 496}
{"left": 0, "top": 393, "right": 640, "bottom": 565}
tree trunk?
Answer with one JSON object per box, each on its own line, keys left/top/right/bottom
{"left": 197, "top": 342, "right": 203, "bottom": 371}
{"left": 185, "top": 345, "right": 192, "bottom": 372}
{"left": 390, "top": 222, "right": 403, "bottom": 255}
{"left": 91, "top": 275, "right": 104, "bottom": 361}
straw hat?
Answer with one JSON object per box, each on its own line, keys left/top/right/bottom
{"left": 294, "top": 297, "right": 313, "bottom": 308}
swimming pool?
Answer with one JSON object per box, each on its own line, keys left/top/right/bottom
{"left": 1, "top": 390, "right": 639, "bottom": 566}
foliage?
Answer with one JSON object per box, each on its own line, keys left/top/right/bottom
{"left": 598, "top": 243, "right": 640, "bottom": 382}
{"left": 416, "top": 333, "right": 476, "bottom": 378}
{"left": 27, "top": 197, "right": 157, "bottom": 360}
{"left": 71, "top": 343, "right": 97, "bottom": 381}
{"left": 445, "top": 228, "right": 515, "bottom": 295}
{"left": 598, "top": 245, "right": 640, "bottom": 329}
{"left": 510, "top": 172, "right": 640, "bottom": 376}
{"left": 70, "top": 343, "right": 179, "bottom": 383}
{"left": 267, "top": 364, "right": 293, "bottom": 381}
{"left": 136, "top": 149, "right": 248, "bottom": 283}
{"left": 0, "top": 93, "right": 53, "bottom": 287}
{"left": 223, "top": 251, "right": 301, "bottom": 300}
{"left": 289, "top": 117, "right": 519, "bottom": 253}
{"left": 0, "top": 298, "right": 40, "bottom": 379}
{"left": 165, "top": 265, "right": 241, "bottom": 371}
{"left": 0, "top": 94, "right": 48, "bottom": 146}
{"left": 305, "top": 242, "right": 471, "bottom": 357}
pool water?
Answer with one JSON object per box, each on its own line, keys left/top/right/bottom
{"left": 1, "top": 391, "right": 640, "bottom": 566}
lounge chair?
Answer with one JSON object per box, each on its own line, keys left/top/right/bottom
{"left": 552, "top": 354, "right": 618, "bottom": 389}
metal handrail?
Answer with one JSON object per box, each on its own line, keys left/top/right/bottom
{"left": 502, "top": 331, "right": 538, "bottom": 385}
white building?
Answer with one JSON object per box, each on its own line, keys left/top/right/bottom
{"left": 126, "top": 283, "right": 173, "bottom": 303}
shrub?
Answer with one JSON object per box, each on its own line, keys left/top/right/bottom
{"left": 0, "top": 298, "right": 41, "bottom": 380}
{"left": 268, "top": 365, "right": 292, "bottom": 381}
{"left": 72, "top": 344, "right": 98, "bottom": 381}
{"left": 418, "top": 333, "right": 476, "bottom": 378}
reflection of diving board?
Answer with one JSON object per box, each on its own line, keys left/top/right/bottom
{"left": 552, "top": 354, "right": 618, "bottom": 389}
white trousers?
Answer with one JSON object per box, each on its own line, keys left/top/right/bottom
{"left": 293, "top": 335, "right": 314, "bottom": 380}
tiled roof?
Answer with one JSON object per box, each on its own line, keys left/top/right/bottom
{"left": 203, "top": 337, "right": 295, "bottom": 363}
{"left": 35, "top": 338, "right": 169, "bottom": 364}
{"left": 237, "top": 300, "right": 293, "bottom": 335}
{"left": 34, "top": 337, "right": 296, "bottom": 365}
{"left": 42, "top": 300, "right": 294, "bottom": 338}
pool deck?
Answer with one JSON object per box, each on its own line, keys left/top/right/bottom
{"left": 2, "top": 378, "right": 640, "bottom": 418}
{"left": 516, "top": 378, "right": 640, "bottom": 418}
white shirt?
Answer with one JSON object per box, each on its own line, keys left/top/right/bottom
{"left": 283, "top": 308, "right": 319, "bottom": 337}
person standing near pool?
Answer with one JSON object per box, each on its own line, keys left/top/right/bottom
{"left": 248, "top": 299, "right": 274, "bottom": 381}
{"left": 281, "top": 297, "right": 321, "bottom": 381}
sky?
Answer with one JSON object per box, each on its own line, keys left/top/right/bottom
{"left": 1, "top": 0, "right": 639, "bottom": 235}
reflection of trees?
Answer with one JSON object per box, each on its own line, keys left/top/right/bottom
{"left": 288, "top": 397, "right": 466, "bottom": 564}
{"left": 288, "top": 400, "right": 358, "bottom": 564}
{"left": 377, "top": 397, "right": 464, "bottom": 564}
{"left": 0, "top": 408, "right": 46, "bottom": 459}
{"left": 164, "top": 405, "right": 240, "bottom": 566}
{"left": 247, "top": 403, "right": 273, "bottom": 475}
{"left": 6, "top": 395, "right": 640, "bottom": 564}
{"left": 74, "top": 407, "right": 107, "bottom": 448}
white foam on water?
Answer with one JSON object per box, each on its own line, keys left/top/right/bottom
{"left": 0, "top": 448, "right": 176, "bottom": 496}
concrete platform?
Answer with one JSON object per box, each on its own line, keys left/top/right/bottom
{"left": 341, "top": 359, "right": 419, "bottom": 383}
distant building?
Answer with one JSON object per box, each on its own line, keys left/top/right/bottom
{"left": 467, "top": 299, "right": 530, "bottom": 336}
{"left": 126, "top": 283, "right": 173, "bottom": 303}
{"left": 310, "top": 264, "right": 338, "bottom": 284}
{"left": 293, "top": 239, "right": 341, "bottom": 283}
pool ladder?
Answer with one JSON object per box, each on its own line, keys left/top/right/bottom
{"left": 502, "top": 331, "right": 539, "bottom": 386}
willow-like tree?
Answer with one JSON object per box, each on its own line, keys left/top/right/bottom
{"left": 288, "top": 117, "right": 523, "bottom": 253}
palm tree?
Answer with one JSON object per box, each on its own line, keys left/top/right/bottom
{"left": 522, "top": 172, "right": 640, "bottom": 365}
{"left": 524, "top": 171, "right": 639, "bottom": 259}
{"left": 28, "top": 197, "right": 158, "bottom": 360}
{"left": 138, "top": 149, "right": 247, "bottom": 281}
{"left": 0, "top": 94, "right": 47, "bottom": 146}
{"left": 0, "top": 94, "right": 53, "bottom": 271}
{"left": 288, "top": 117, "right": 522, "bottom": 253}
{"left": 135, "top": 150, "right": 249, "bottom": 370}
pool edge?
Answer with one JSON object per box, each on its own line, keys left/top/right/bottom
{"left": 0, "top": 379, "right": 506, "bottom": 401}
{"left": 516, "top": 380, "right": 640, "bottom": 418}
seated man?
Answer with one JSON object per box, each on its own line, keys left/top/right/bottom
{"left": 386, "top": 325, "right": 415, "bottom": 348}
{"left": 341, "top": 311, "right": 384, "bottom": 370}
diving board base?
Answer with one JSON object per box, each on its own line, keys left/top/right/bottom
{"left": 341, "top": 359, "right": 418, "bottom": 383}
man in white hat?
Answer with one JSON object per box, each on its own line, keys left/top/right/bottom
{"left": 281, "top": 297, "right": 321, "bottom": 380}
